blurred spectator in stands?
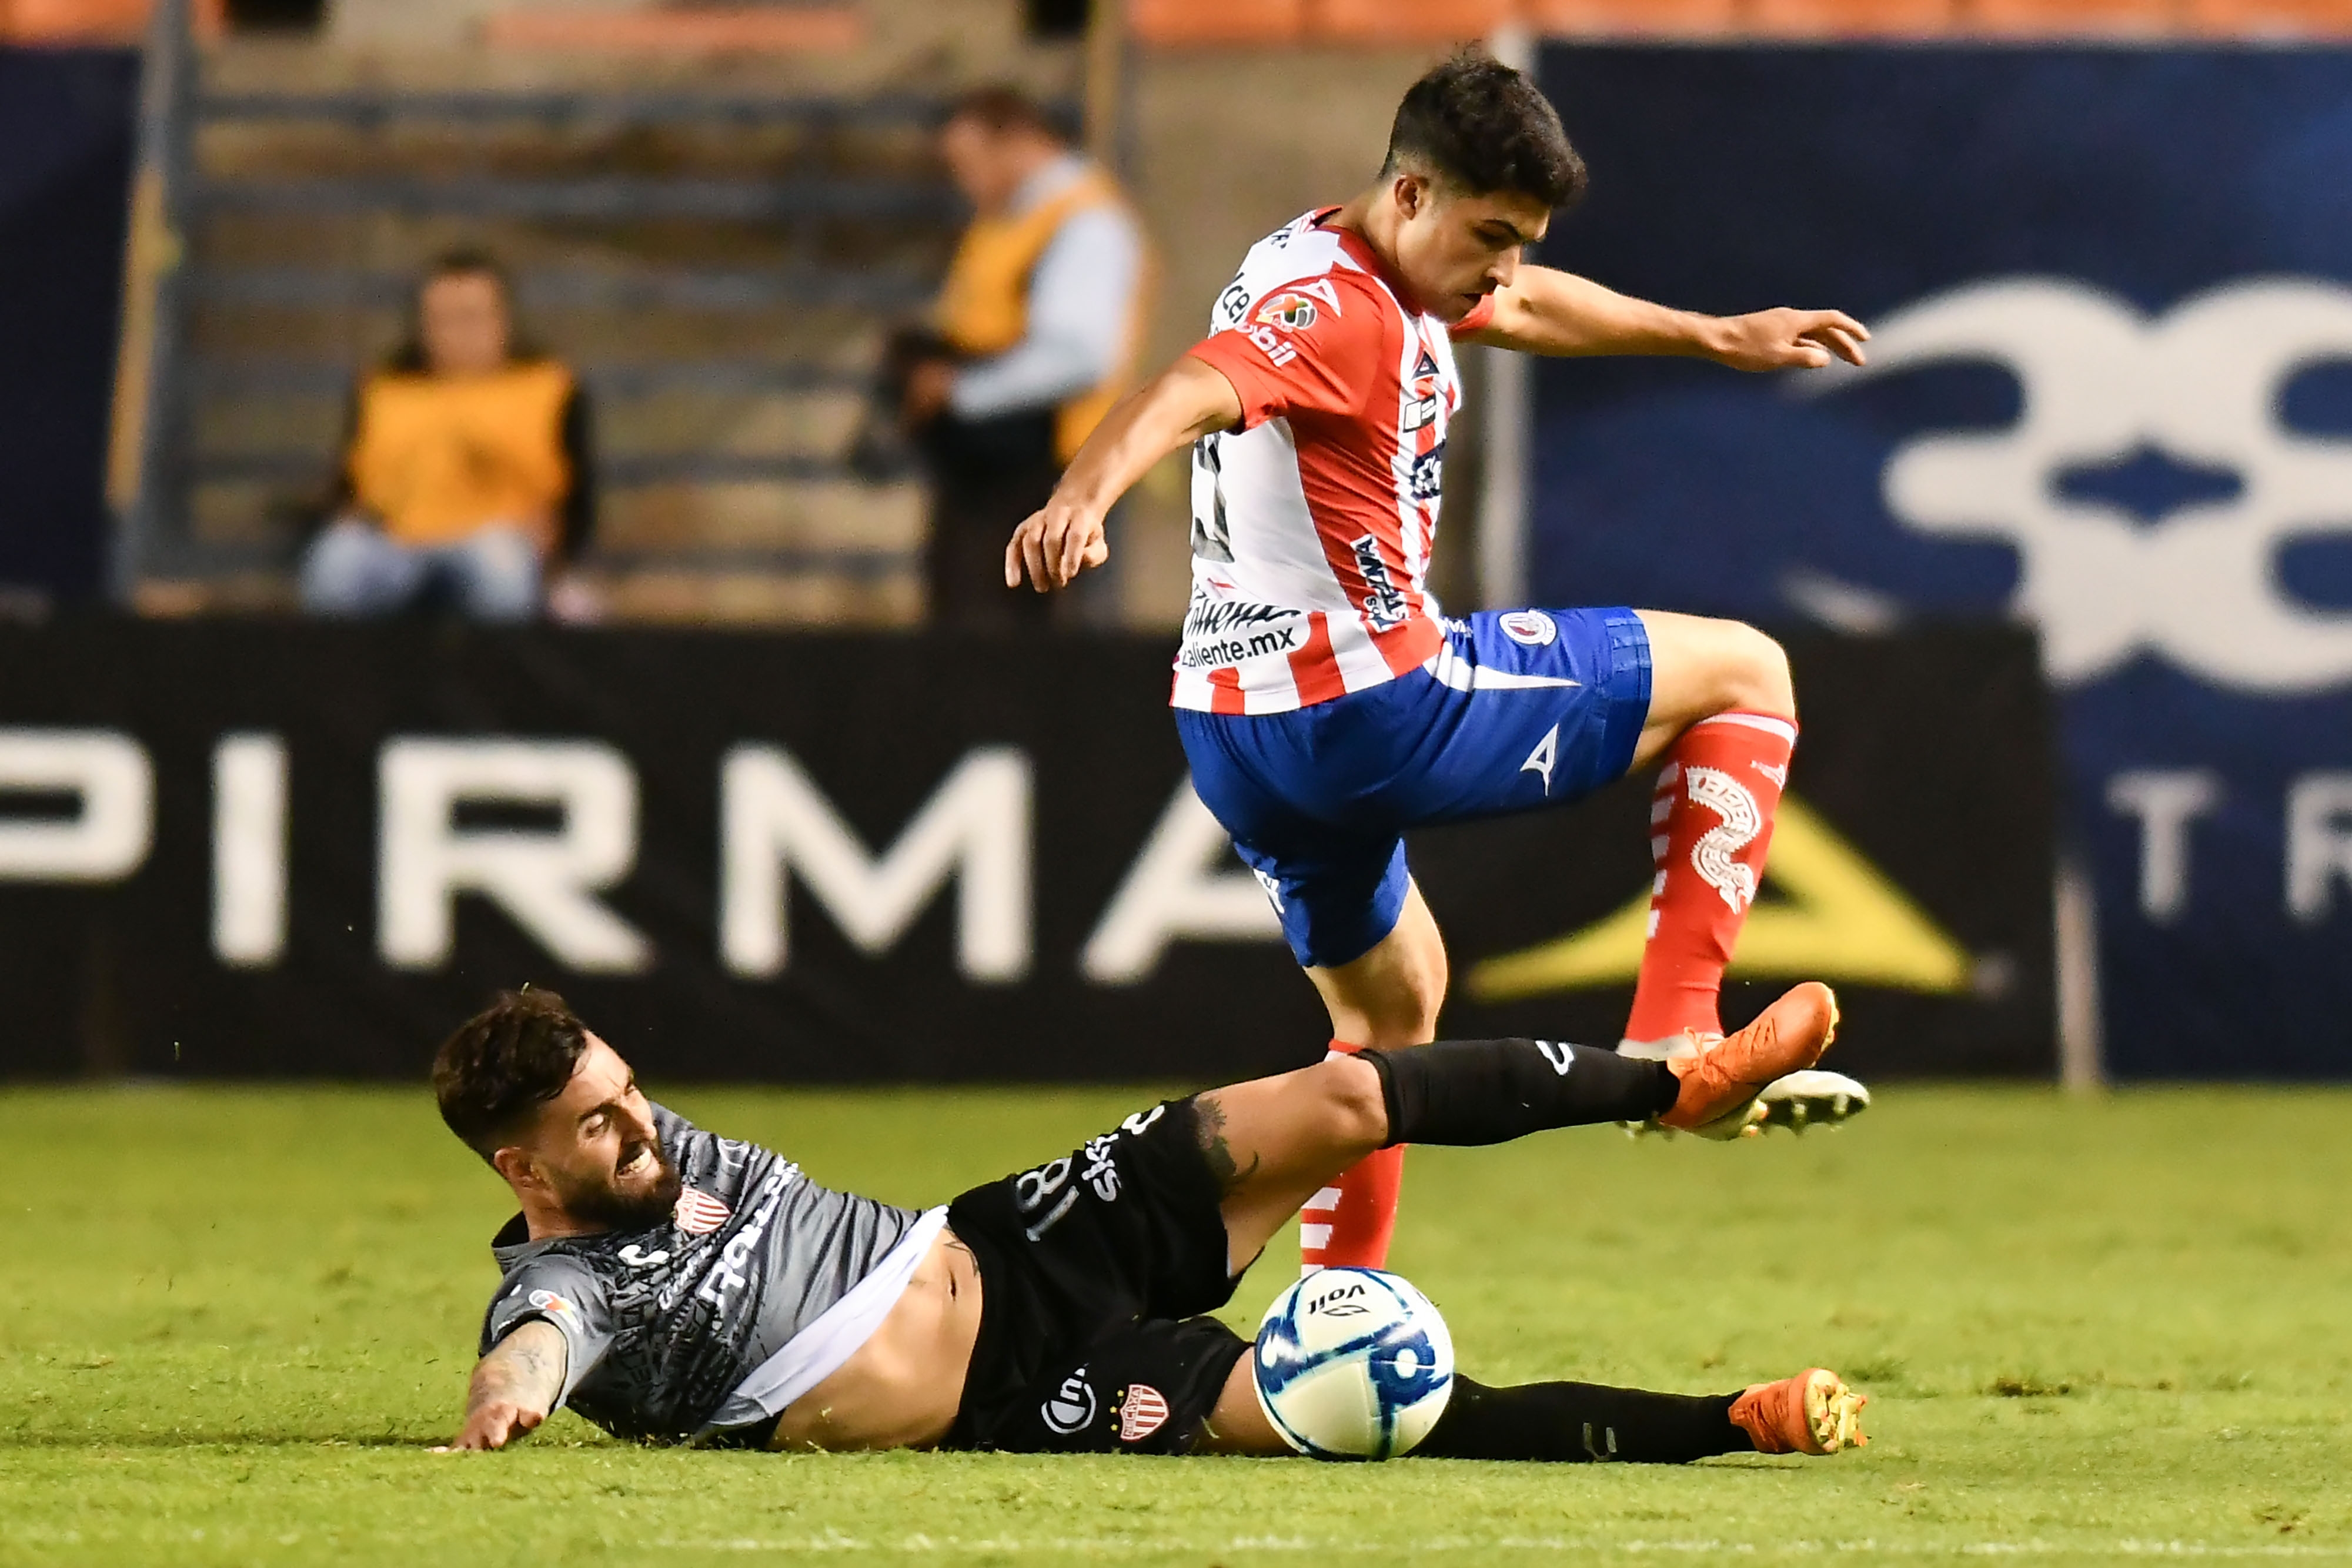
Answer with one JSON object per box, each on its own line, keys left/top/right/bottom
{"left": 300, "top": 250, "right": 598, "bottom": 623}
{"left": 895, "top": 86, "right": 1147, "bottom": 631}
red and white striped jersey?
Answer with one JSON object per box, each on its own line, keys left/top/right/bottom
{"left": 1174, "top": 208, "right": 1495, "bottom": 715}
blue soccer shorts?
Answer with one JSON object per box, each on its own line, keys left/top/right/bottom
{"left": 1175, "top": 607, "right": 1652, "bottom": 971}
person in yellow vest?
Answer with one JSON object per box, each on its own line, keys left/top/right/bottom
{"left": 901, "top": 86, "right": 1147, "bottom": 631}
{"left": 300, "top": 251, "right": 597, "bottom": 623}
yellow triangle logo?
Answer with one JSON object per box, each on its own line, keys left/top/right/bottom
{"left": 1465, "top": 795, "right": 1971, "bottom": 1004}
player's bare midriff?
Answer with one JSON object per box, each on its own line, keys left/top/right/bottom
{"left": 764, "top": 1229, "right": 983, "bottom": 1452}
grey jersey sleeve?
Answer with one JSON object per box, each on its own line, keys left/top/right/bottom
{"left": 480, "top": 1253, "right": 617, "bottom": 1408}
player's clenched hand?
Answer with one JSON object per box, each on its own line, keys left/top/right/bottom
{"left": 1709, "top": 307, "right": 1869, "bottom": 372}
{"left": 436, "top": 1400, "right": 544, "bottom": 1452}
{"left": 1005, "top": 500, "right": 1111, "bottom": 593}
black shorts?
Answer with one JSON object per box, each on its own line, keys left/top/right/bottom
{"left": 943, "top": 1096, "right": 1252, "bottom": 1456}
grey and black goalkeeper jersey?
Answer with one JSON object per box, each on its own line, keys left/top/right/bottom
{"left": 479, "top": 1102, "right": 923, "bottom": 1443}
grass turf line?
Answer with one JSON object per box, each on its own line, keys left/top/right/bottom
{"left": 1, "top": 1083, "right": 2346, "bottom": 1566}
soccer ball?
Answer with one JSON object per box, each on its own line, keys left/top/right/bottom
{"left": 1251, "top": 1266, "right": 1454, "bottom": 1459}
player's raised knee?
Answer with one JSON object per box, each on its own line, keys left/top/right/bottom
{"left": 1314, "top": 1055, "right": 1394, "bottom": 1152}
{"left": 1718, "top": 619, "right": 1794, "bottom": 719}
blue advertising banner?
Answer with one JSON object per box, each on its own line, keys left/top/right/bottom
{"left": 1528, "top": 44, "right": 2352, "bottom": 1078}
{"left": 0, "top": 46, "right": 138, "bottom": 605}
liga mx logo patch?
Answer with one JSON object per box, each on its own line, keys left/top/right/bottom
{"left": 673, "top": 1188, "right": 732, "bottom": 1235}
{"left": 526, "top": 1289, "right": 579, "bottom": 1327}
{"left": 1254, "top": 292, "right": 1320, "bottom": 333}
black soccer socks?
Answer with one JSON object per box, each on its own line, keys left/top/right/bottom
{"left": 1415, "top": 1376, "right": 1748, "bottom": 1465}
{"left": 1358, "top": 1037, "right": 1678, "bottom": 1148}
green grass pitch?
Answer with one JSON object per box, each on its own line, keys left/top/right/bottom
{"left": 3, "top": 1081, "right": 2347, "bottom": 1566}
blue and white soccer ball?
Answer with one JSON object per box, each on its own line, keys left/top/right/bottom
{"left": 1251, "top": 1266, "right": 1454, "bottom": 1459}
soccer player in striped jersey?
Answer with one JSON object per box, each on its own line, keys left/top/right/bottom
{"left": 1005, "top": 51, "right": 1873, "bottom": 1275}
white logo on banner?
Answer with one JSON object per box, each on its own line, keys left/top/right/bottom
{"left": 1811, "top": 276, "right": 2352, "bottom": 691}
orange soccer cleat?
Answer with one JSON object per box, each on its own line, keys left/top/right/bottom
{"left": 1656, "top": 982, "right": 1839, "bottom": 1138}
{"left": 1729, "top": 1368, "right": 1869, "bottom": 1456}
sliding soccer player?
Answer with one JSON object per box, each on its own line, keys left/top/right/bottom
{"left": 437, "top": 988, "right": 1864, "bottom": 1460}
{"left": 1005, "top": 51, "right": 1871, "bottom": 1274}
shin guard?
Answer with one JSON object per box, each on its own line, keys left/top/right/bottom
{"left": 1300, "top": 1041, "right": 1405, "bottom": 1272}
{"left": 1625, "top": 712, "right": 1796, "bottom": 1045}
{"left": 1416, "top": 1376, "right": 1747, "bottom": 1464}
{"left": 1361, "top": 1038, "right": 1678, "bottom": 1148}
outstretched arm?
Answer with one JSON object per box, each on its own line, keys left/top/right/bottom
{"left": 439, "top": 1319, "right": 568, "bottom": 1452}
{"left": 1004, "top": 353, "right": 1243, "bottom": 594}
{"left": 1464, "top": 264, "right": 1869, "bottom": 371}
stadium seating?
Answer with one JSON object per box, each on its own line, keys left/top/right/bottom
{"left": 1742, "top": 0, "right": 1960, "bottom": 32}
{"left": 1518, "top": 0, "right": 1741, "bottom": 34}
{"left": 2185, "top": 0, "right": 2352, "bottom": 31}
{"left": 0, "top": 0, "right": 219, "bottom": 42}
{"left": 1119, "top": 0, "right": 2352, "bottom": 39}
{"left": 135, "top": 67, "right": 954, "bottom": 621}
{"left": 1970, "top": 0, "right": 2178, "bottom": 31}
{"left": 482, "top": 5, "right": 866, "bottom": 53}
{"left": 99, "top": 0, "right": 2352, "bottom": 626}
{"left": 1125, "top": 0, "right": 1308, "bottom": 45}
{"left": 1312, "top": 0, "right": 1514, "bottom": 41}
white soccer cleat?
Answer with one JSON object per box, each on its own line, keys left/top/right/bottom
{"left": 1754, "top": 1068, "right": 1870, "bottom": 1133}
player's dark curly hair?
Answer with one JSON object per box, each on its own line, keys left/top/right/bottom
{"left": 434, "top": 987, "right": 590, "bottom": 1160}
{"left": 1381, "top": 49, "right": 1588, "bottom": 211}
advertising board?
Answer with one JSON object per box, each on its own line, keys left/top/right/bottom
{"left": 0, "top": 623, "right": 2047, "bottom": 1082}
{"left": 1529, "top": 44, "right": 2352, "bottom": 1075}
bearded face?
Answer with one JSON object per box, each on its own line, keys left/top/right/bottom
{"left": 505, "top": 1034, "right": 683, "bottom": 1235}
{"left": 549, "top": 1126, "right": 684, "bottom": 1233}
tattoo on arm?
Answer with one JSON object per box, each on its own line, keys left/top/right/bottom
{"left": 470, "top": 1319, "right": 567, "bottom": 1419}
{"left": 1192, "top": 1094, "right": 1261, "bottom": 1196}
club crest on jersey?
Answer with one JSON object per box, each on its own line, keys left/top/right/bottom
{"left": 673, "top": 1187, "right": 732, "bottom": 1236}
{"left": 1118, "top": 1384, "right": 1171, "bottom": 1443}
{"left": 1501, "top": 610, "right": 1558, "bottom": 647}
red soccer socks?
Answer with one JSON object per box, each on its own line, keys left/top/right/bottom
{"left": 1298, "top": 1041, "right": 1404, "bottom": 1272}
{"left": 1623, "top": 712, "right": 1797, "bottom": 1049}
